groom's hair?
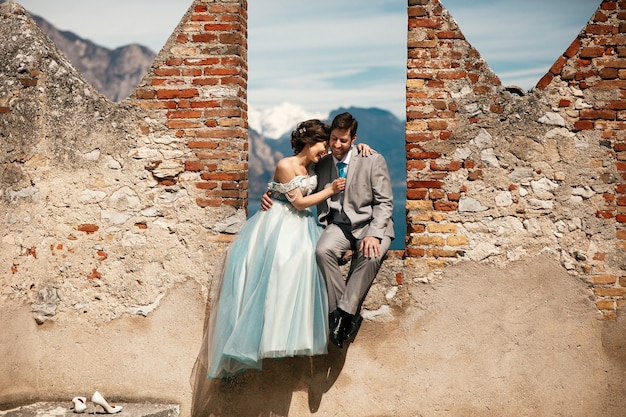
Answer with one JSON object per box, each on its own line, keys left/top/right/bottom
{"left": 330, "top": 112, "right": 358, "bottom": 138}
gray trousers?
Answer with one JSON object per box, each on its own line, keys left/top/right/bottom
{"left": 315, "top": 223, "right": 392, "bottom": 315}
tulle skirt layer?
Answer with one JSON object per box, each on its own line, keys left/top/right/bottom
{"left": 205, "top": 200, "right": 328, "bottom": 379}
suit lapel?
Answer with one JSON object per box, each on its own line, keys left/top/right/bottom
{"left": 345, "top": 149, "right": 360, "bottom": 189}
{"left": 316, "top": 155, "right": 334, "bottom": 187}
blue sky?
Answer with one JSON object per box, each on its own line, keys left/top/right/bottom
{"left": 9, "top": 0, "right": 601, "bottom": 120}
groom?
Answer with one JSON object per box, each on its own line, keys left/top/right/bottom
{"left": 313, "top": 112, "right": 394, "bottom": 348}
{"left": 261, "top": 112, "right": 394, "bottom": 349}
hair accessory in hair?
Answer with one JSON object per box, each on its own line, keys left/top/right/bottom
{"left": 298, "top": 127, "right": 306, "bottom": 135}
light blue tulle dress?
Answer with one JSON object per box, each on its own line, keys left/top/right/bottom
{"left": 206, "top": 175, "right": 329, "bottom": 378}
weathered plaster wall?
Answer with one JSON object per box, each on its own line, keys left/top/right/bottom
{"left": 0, "top": 1, "right": 238, "bottom": 414}
{"left": 1, "top": 0, "right": 626, "bottom": 416}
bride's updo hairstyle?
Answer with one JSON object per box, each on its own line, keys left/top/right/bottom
{"left": 290, "top": 119, "right": 330, "bottom": 155}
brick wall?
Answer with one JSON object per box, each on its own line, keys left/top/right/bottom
{"left": 132, "top": 0, "right": 249, "bottom": 210}
{"left": 3, "top": 0, "right": 626, "bottom": 409}
{"left": 535, "top": 0, "right": 626, "bottom": 316}
{"left": 128, "top": 0, "right": 626, "bottom": 318}
{"left": 0, "top": 0, "right": 253, "bottom": 328}
{"left": 5, "top": 0, "right": 625, "bottom": 324}
{"left": 406, "top": 0, "right": 625, "bottom": 318}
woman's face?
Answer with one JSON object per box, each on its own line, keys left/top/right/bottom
{"left": 307, "top": 141, "right": 328, "bottom": 163}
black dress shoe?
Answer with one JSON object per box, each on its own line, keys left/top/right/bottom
{"left": 329, "top": 318, "right": 344, "bottom": 348}
{"left": 330, "top": 309, "right": 355, "bottom": 349}
{"left": 344, "top": 313, "right": 363, "bottom": 343}
{"left": 329, "top": 310, "right": 345, "bottom": 348}
{"left": 329, "top": 309, "right": 340, "bottom": 331}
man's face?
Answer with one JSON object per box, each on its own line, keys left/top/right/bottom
{"left": 329, "top": 128, "right": 356, "bottom": 160}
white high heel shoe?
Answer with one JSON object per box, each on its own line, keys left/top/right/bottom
{"left": 91, "top": 391, "right": 123, "bottom": 414}
{"left": 71, "top": 397, "right": 87, "bottom": 413}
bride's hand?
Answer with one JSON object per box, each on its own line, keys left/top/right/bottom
{"left": 331, "top": 178, "right": 346, "bottom": 194}
{"left": 356, "top": 143, "right": 376, "bottom": 157}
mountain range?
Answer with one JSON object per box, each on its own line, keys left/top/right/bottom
{"left": 32, "top": 14, "right": 406, "bottom": 249}
{"left": 32, "top": 14, "right": 156, "bottom": 102}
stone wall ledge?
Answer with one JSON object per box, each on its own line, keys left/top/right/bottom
{"left": 0, "top": 402, "right": 179, "bottom": 417}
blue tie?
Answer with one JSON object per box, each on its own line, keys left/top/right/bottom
{"left": 337, "top": 162, "right": 347, "bottom": 178}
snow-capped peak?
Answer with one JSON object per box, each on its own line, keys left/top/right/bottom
{"left": 249, "top": 102, "right": 328, "bottom": 140}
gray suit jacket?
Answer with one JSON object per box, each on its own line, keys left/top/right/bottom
{"left": 314, "top": 149, "right": 395, "bottom": 241}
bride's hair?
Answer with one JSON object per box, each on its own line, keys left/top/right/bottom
{"left": 290, "top": 119, "right": 330, "bottom": 154}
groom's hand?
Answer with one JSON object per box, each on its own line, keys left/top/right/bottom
{"left": 260, "top": 190, "right": 273, "bottom": 211}
{"left": 359, "top": 236, "right": 381, "bottom": 258}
